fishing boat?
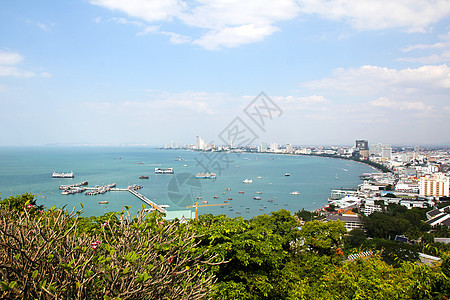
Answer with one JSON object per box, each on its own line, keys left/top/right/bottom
{"left": 238, "top": 191, "right": 245, "bottom": 194}
{"left": 226, "top": 187, "right": 231, "bottom": 191}
{"left": 202, "top": 200, "right": 208, "bottom": 204}
{"left": 243, "top": 179, "right": 253, "bottom": 184}
{"left": 139, "top": 175, "right": 149, "bottom": 179}
{"left": 228, "top": 198, "right": 233, "bottom": 200}
{"left": 285, "top": 173, "right": 290, "bottom": 176}
{"left": 253, "top": 196, "right": 262, "bottom": 200}
{"left": 213, "top": 196, "right": 219, "bottom": 199}
{"left": 256, "top": 191, "right": 262, "bottom": 194}
{"left": 98, "top": 201, "right": 109, "bottom": 204}
{"left": 290, "top": 191, "right": 300, "bottom": 195}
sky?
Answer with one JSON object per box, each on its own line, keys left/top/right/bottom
{"left": 0, "top": 0, "right": 449, "bottom": 147}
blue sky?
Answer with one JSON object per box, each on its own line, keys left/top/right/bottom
{"left": 1, "top": 0, "right": 449, "bottom": 147}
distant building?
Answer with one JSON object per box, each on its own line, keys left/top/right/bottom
{"left": 270, "top": 142, "right": 279, "bottom": 152}
{"left": 355, "top": 140, "right": 369, "bottom": 160}
{"left": 382, "top": 146, "right": 392, "bottom": 159}
{"left": 285, "top": 144, "right": 294, "bottom": 153}
{"left": 419, "top": 173, "right": 450, "bottom": 198}
{"left": 258, "top": 142, "right": 268, "bottom": 152}
{"left": 195, "top": 136, "right": 207, "bottom": 150}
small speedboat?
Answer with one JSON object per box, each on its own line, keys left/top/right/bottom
{"left": 213, "top": 196, "right": 219, "bottom": 199}
{"left": 256, "top": 191, "right": 262, "bottom": 194}
{"left": 139, "top": 175, "right": 149, "bottom": 179}
{"left": 290, "top": 191, "right": 300, "bottom": 195}
{"left": 253, "top": 196, "right": 262, "bottom": 200}
{"left": 238, "top": 191, "right": 244, "bottom": 194}
{"left": 285, "top": 173, "right": 290, "bottom": 176}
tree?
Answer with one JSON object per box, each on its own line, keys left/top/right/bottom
{"left": 0, "top": 195, "right": 218, "bottom": 299}
{"left": 297, "top": 220, "right": 346, "bottom": 256}
{"left": 344, "top": 228, "right": 367, "bottom": 249}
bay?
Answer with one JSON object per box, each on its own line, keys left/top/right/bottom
{"left": 0, "top": 147, "right": 374, "bottom": 219}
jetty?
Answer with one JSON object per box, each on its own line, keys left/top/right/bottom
{"left": 60, "top": 182, "right": 166, "bottom": 213}
{"left": 127, "top": 188, "right": 167, "bottom": 213}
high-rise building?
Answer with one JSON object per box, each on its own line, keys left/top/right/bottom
{"left": 355, "top": 140, "right": 369, "bottom": 160}
{"left": 270, "top": 142, "right": 279, "bottom": 152}
{"left": 258, "top": 142, "right": 268, "bottom": 152}
{"left": 195, "top": 136, "right": 207, "bottom": 150}
{"left": 419, "top": 173, "right": 449, "bottom": 198}
{"left": 381, "top": 146, "right": 392, "bottom": 159}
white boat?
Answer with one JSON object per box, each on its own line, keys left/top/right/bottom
{"left": 52, "top": 172, "right": 74, "bottom": 178}
{"left": 285, "top": 173, "right": 290, "bottom": 176}
{"left": 290, "top": 191, "right": 300, "bottom": 195}
{"left": 243, "top": 179, "right": 253, "bottom": 184}
{"left": 155, "top": 168, "right": 174, "bottom": 174}
{"left": 256, "top": 191, "right": 262, "bottom": 194}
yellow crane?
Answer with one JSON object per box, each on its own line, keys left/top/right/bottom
{"left": 187, "top": 201, "right": 230, "bottom": 220}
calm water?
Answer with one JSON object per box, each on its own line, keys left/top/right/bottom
{"left": 0, "top": 147, "right": 374, "bottom": 219}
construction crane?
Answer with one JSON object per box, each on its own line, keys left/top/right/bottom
{"left": 187, "top": 202, "right": 230, "bottom": 220}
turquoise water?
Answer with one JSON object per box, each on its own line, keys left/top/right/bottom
{"left": 0, "top": 147, "right": 374, "bottom": 218}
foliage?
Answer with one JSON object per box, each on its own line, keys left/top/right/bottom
{"left": 0, "top": 194, "right": 218, "bottom": 299}
{"left": 362, "top": 205, "right": 430, "bottom": 240}
{"left": 297, "top": 220, "right": 346, "bottom": 256}
{"left": 344, "top": 228, "right": 367, "bottom": 249}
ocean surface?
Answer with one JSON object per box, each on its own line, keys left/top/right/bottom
{"left": 0, "top": 147, "right": 374, "bottom": 219}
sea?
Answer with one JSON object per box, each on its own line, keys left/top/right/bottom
{"left": 0, "top": 147, "right": 375, "bottom": 219}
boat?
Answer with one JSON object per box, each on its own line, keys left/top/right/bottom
{"left": 335, "top": 173, "right": 339, "bottom": 180}
{"left": 98, "top": 201, "right": 109, "bottom": 204}
{"left": 155, "top": 168, "right": 174, "bottom": 174}
{"left": 285, "top": 173, "right": 290, "bottom": 176}
{"left": 226, "top": 187, "right": 231, "bottom": 191}
{"left": 290, "top": 191, "right": 300, "bottom": 195}
{"left": 196, "top": 197, "right": 202, "bottom": 200}
{"left": 202, "top": 200, "right": 208, "bottom": 204}
{"left": 256, "top": 191, "right": 262, "bottom": 194}
{"left": 196, "top": 173, "right": 217, "bottom": 179}
{"left": 136, "top": 162, "right": 144, "bottom": 164}
{"left": 213, "top": 196, "right": 219, "bottom": 199}
{"left": 183, "top": 164, "right": 188, "bottom": 167}
{"left": 256, "top": 176, "right": 262, "bottom": 179}
{"left": 238, "top": 191, "right": 245, "bottom": 194}
{"left": 139, "top": 175, "right": 149, "bottom": 179}
{"left": 52, "top": 172, "right": 74, "bottom": 178}
{"left": 268, "top": 199, "right": 274, "bottom": 202}
{"left": 224, "top": 201, "right": 228, "bottom": 203}
{"left": 253, "top": 196, "right": 261, "bottom": 200}
{"left": 228, "top": 198, "right": 232, "bottom": 200}
{"left": 243, "top": 179, "right": 253, "bottom": 184}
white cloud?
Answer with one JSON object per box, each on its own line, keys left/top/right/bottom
{"left": 0, "top": 50, "right": 50, "bottom": 78}
{"left": 91, "top": 0, "right": 450, "bottom": 49}
{"left": 193, "top": 24, "right": 279, "bottom": 50}
{"left": 299, "top": 0, "right": 450, "bottom": 33}
{"left": 0, "top": 66, "right": 34, "bottom": 78}
{"left": 0, "top": 51, "right": 23, "bottom": 65}
{"left": 91, "top": 0, "right": 299, "bottom": 49}
{"left": 399, "top": 31, "right": 450, "bottom": 63}
{"left": 370, "top": 97, "right": 433, "bottom": 111}
{"left": 304, "top": 64, "right": 450, "bottom": 93}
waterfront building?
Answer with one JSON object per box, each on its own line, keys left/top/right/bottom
{"left": 258, "top": 142, "right": 268, "bottom": 152}
{"left": 270, "top": 142, "right": 279, "bottom": 152}
{"left": 419, "top": 173, "right": 450, "bottom": 198}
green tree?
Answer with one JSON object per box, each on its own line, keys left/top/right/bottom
{"left": 297, "top": 220, "right": 346, "bottom": 256}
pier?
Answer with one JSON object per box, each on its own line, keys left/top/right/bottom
{"left": 61, "top": 183, "right": 167, "bottom": 214}
{"left": 127, "top": 188, "right": 167, "bottom": 213}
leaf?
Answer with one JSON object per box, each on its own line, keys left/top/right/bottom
{"left": 32, "top": 270, "right": 38, "bottom": 280}
{"left": 0, "top": 281, "right": 8, "bottom": 291}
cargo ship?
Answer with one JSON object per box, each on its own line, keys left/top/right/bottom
{"left": 196, "top": 173, "right": 217, "bottom": 179}
{"left": 52, "top": 172, "right": 74, "bottom": 178}
{"left": 154, "top": 168, "right": 174, "bottom": 174}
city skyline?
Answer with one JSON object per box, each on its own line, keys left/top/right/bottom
{"left": 1, "top": 1, "right": 450, "bottom": 146}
